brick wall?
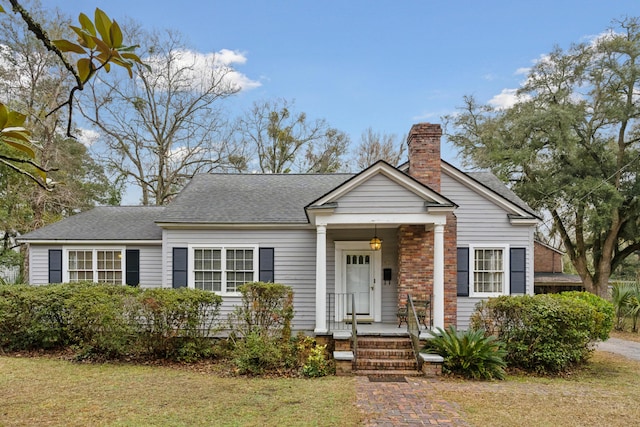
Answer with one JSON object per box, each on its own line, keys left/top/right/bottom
{"left": 398, "top": 123, "right": 457, "bottom": 327}
{"left": 534, "top": 241, "right": 563, "bottom": 273}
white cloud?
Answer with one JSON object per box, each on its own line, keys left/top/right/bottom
{"left": 76, "top": 128, "right": 100, "bottom": 147}
{"left": 515, "top": 67, "right": 530, "bottom": 76}
{"left": 145, "top": 48, "right": 261, "bottom": 93}
{"left": 488, "top": 88, "right": 531, "bottom": 110}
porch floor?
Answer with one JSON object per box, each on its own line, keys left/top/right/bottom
{"left": 330, "top": 322, "right": 433, "bottom": 339}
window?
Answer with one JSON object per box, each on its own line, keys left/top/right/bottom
{"left": 194, "top": 249, "right": 222, "bottom": 291}
{"left": 191, "top": 246, "right": 256, "bottom": 293}
{"left": 66, "top": 248, "right": 123, "bottom": 284}
{"left": 68, "top": 250, "right": 93, "bottom": 282}
{"left": 471, "top": 247, "right": 507, "bottom": 296}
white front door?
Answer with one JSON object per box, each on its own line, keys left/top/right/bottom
{"left": 344, "top": 251, "right": 373, "bottom": 317}
{"left": 334, "top": 241, "right": 382, "bottom": 322}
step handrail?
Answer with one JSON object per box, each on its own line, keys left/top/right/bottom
{"left": 406, "top": 294, "right": 423, "bottom": 371}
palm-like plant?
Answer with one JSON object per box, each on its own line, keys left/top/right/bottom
{"left": 423, "top": 326, "right": 507, "bottom": 380}
{"left": 611, "top": 282, "right": 636, "bottom": 330}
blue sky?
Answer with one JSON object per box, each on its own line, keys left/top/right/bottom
{"left": 52, "top": 0, "right": 640, "bottom": 165}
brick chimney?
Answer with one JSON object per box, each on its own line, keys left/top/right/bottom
{"left": 407, "top": 123, "right": 442, "bottom": 192}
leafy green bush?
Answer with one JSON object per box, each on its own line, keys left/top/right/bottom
{"left": 233, "top": 330, "right": 283, "bottom": 375}
{"left": 65, "top": 283, "right": 139, "bottom": 359}
{"left": 229, "top": 282, "right": 294, "bottom": 340}
{"left": 423, "top": 326, "right": 507, "bottom": 380}
{"left": 228, "top": 282, "right": 296, "bottom": 374}
{"left": 302, "top": 344, "right": 332, "bottom": 377}
{"left": 0, "top": 283, "right": 224, "bottom": 361}
{"left": 557, "top": 291, "right": 614, "bottom": 340}
{"left": 136, "top": 288, "right": 222, "bottom": 361}
{"left": 0, "top": 284, "right": 74, "bottom": 350}
{"left": 471, "top": 294, "right": 612, "bottom": 374}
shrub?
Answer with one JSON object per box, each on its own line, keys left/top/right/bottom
{"left": 0, "top": 283, "right": 74, "bottom": 350}
{"left": 302, "top": 343, "right": 332, "bottom": 377}
{"left": 136, "top": 288, "right": 222, "bottom": 361}
{"left": 228, "top": 282, "right": 296, "bottom": 374}
{"left": 229, "top": 282, "right": 294, "bottom": 340}
{"left": 65, "top": 283, "right": 140, "bottom": 359}
{"left": 423, "top": 326, "right": 507, "bottom": 380}
{"left": 233, "top": 330, "right": 283, "bottom": 375}
{"left": 471, "top": 294, "right": 611, "bottom": 374}
{"left": 557, "top": 291, "right": 614, "bottom": 340}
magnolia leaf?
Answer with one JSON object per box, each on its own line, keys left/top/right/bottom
{"left": 0, "top": 103, "right": 7, "bottom": 129}
{"left": 109, "top": 21, "right": 123, "bottom": 47}
{"left": 0, "top": 5, "right": 5, "bottom": 13}
{"left": 3, "top": 138, "right": 36, "bottom": 158}
{"left": 94, "top": 8, "right": 113, "bottom": 47}
{"left": 52, "top": 39, "right": 86, "bottom": 54}
{"left": 78, "top": 12, "right": 96, "bottom": 36}
{"left": 121, "top": 52, "right": 143, "bottom": 63}
{"left": 90, "top": 35, "right": 112, "bottom": 56}
{"left": 70, "top": 26, "right": 96, "bottom": 49}
{"left": 77, "top": 57, "right": 92, "bottom": 81}
{"left": 103, "top": 62, "right": 111, "bottom": 72}
{"left": 7, "top": 111, "right": 27, "bottom": 127}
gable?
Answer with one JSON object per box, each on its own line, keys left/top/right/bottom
{"left": 334, "top": 173, "right": 430, "bottom": 214}
{"left": 308, "top": 160, "right": 456, "bottom": 213}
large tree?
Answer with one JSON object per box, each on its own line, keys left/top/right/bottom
{"left": 80, "top": 29, "right": 244, "bottom": 205}
{"left": 233, "top": 98, "right": 350, "bottom": 173}
{"left": 446, "top": 17, "right": 640, "bottom": 297}
{"left": 352, "top": 127, "right": 405, "bottom": 169}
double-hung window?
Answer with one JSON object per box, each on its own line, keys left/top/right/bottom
{"left": 191, "top": 246, "right": 256, "bottom": 294}
{"left": 470, "top": 246, "right": 508, "bottom": 297}
{"left": 66, "top": 248, "right": 124, "bottom": 284}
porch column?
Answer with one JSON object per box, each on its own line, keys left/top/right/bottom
{"left": 433, "top": 224, "right": 445, "bottom": 329}
{"left": 314, "top": 225, "right": 328, "bottom": 333}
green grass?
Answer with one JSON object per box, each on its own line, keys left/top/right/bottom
{"left": 434, "top": 351, "right": 640, "bottom": 427}
{"left": 0, "top": 356, "right": 360, "bottom": 426}
{"left": 2, "top": 350, "right": 639, "bottom": 426}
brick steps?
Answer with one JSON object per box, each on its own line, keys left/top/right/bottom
{"left": 354, "top": 335, "right": 418, "bottom": 375}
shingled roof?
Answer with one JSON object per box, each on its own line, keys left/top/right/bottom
{"left": 466, "top": 172, "right": 537, "bottom": 217}
{"left": 19, "top": 206, "right": 165, "bottom": 241}
{"left": 158, "top": 173, "right": 353, "bottom": 224}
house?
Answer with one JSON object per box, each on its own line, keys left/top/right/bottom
{"left": 534, "top": 240, "right": 583, "bottom": 294}
{"left": 19, "top": 123, "right": 539, "bottom": 332}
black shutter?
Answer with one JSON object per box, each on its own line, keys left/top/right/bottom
{"left": 48, "top": 249, "right": 62, "bottom": 283}
{"left": 510, "top": 247, "right": 526, "bottom": 294}
{"left": 259, "top": 247, "right": 275, "bottom": 283}
{"left": 172, "top": 247, "right": 188, "bottom": 288}
{"left": 125, "top": 249, "right": 140, "bottom": 286}
{"left": 456, "top": 247, "right": 469, "bottom": 296}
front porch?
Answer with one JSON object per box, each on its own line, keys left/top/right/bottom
{"left": 325, "top": 322, "right": 443, "bottom": 377}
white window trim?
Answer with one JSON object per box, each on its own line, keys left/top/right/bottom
{"left": 469, "top": 244, "right": 510, "bottom": 298}
{"left": 188, "top": 244, "right": 258, "bottom": 296}
{"left": 62, "top": 246, "right": 126, "bottom": 285}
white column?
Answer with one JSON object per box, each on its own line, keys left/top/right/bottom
{"left": 433, "top": 224, "right": 445, "bottom": 329}
{"left": 314, "top": 225, "right": 328, "bottom": 333}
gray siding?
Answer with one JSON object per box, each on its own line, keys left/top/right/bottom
{"left": 131, "top": 245, "right": 163, "bottom": 288}
{"left": 163, "top": 228, "right": 318, "bottom": 331}
{"left": 441, "top": 172, "right": 536, "bottom": 329}
{"left": 335, "top": 174, "right": 426, "bottom": 214}
{"left": 29, "top": 245, "right": 58, "bottom": 285}
{"left": 28, "top": 244, "right": 162, "bottom": 287}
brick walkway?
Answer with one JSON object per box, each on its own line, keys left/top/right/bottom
{"left": 356, "top": 376, "right": 470, "bottom": 426}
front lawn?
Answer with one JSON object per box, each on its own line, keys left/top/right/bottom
{"left": 435, "top": 351, "right": 640, "bottom": 427}
{"left": 0, "top": 356, "right": 360, "bottom": 426}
